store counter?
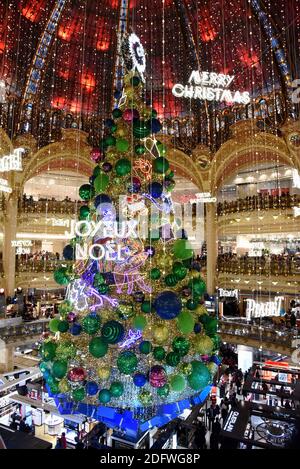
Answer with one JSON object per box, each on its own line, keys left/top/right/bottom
{"left": 45, "top": 415, "right": 64, "bottom": 436}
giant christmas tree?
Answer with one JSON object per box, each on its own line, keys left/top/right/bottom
{"left": 39, "top": 33, "right": 220, "bottom": 431}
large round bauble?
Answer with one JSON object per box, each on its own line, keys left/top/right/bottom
{"left": 117, "top": 351, "right": 138, "bottom": 375}
{"left": 186, "top": 299, "right": 199, "bottom": 311}
{"left": 204, "top": 317, "right": 218, "bottom": 336}
{"left": 104, "top": 135, "right": 116, "bottom": 147}
{"left": 40, "top": 342, "right": 57, "bottom": 361}
{"left": 39, "top": 361, "right": 48, "bottom": 373}
{"left": 97, "top": 366, "right": 111, "bottom": 380}
{"left": 154, "top": 291, "right": 182, "bottom": 320}
{"left": 178, "top": 362, "right": 193, "bottom": 376}
{"left": 90, "top": 148, "right": 104, "bottom": 163}
{"left": 149, "top": 118, "right": 162, "bottom": 134}
{"left": 170, "top": 375, "right": 186, "bottom": 392}
{"left": 157, "top": 143, "right": 167, "bottom": 156}
{"left": 177, "top": 311, "right": 195, "bottom": 335}
{"left": 57, "top": 320, "right": 69, "bottom": 333}
{"left": 49, "top": 318, "right": 60, "bottom": 333}
{"left": 63, "top": 244, "right": 74, "bottom": 261}
{"left": 172, "top": 262, "right": 187, "bottom": 280}
{"left": 110, "top": 381, "right": 124, "bottom": 398}
{"left": 157, "top": 384, "right": 170, "bottom": 398}
{"left": 166, "top": 352, "right": 181, "bottom": 367}
{"left": 133, "top": 120, "right": 151, "bottom": 139}
{"left": 207, "top": 362, "right": 219, "bottom": 375}
{"left": 98, "top": 389, "right": 111, "bottom": 404}
{"left": 149, "top": 182, "right": 163, "bottom": 199}
{"left": 102, "top": 162, "right": 113, "bottom": 173}
{"left": 194, "top": 323, "right": 202, "bottom": 334}
{"left": 132, "top": 291, "right": 145, "bottom": 303}
{"left": 195, "top": 304, "right": 208, "bottom": 316}
{"left": 138, "top": 390, "right": 152, "bottom": 406}
{"left": 117, "top": 304, "right": 134, "bottom": 320}
{"left": 93, "top": 166, "right": 101, "bottom": 177}
{"left": 79, "top": 184, "right": 95, "bottom": 201}
{"left": 173, "top": 239, "right": 193, "bottom": 260}
{"left": 86, "top": 381, "right": 99, "bottom": 396}
{"left": 141, "top": 301, "right": 153, "bottom": 314}
{"left": 210, "top": 334, "right": 221, "bottom": 350}
{"left": 82, "top": 314, "right": 101, "bottom": 335}
{"left": 70, "top": 323, "right": 82, "bottom": 336}
{"left": 127, "top": 176, "right": 141, "bottom": 193}
{"left": 133, "top": 315, "right": 147, "bottom": 331}
{"left": 135, "top": 144, "right": 146, "bottom": 155}
{"left": 123, "top": 109, "right": 137, "bottom": 122}
{"left": 101, "top": 320, "right": 125, "bottom": 344}
{"left": 172, "top": 337, "right": 190, "bottom": 357}
{"left": 79, "top": 205, "right": 90, "bottom": 220}
{"left": 139, "top": 341, "right": 152, "bottom": 355}
{"left": 89, "top": 337, "right": 108, "bottom": 358}
{"left": 49, "top": 382, "right": 60, "bottom": 395}
{"left": 152, "top": 325, "right": 169, "bottom": 344}
{"left": 59, "top": 379, "right": 70, "bottom": 394}
{"left": 53, "top": 267, "right": 70, "bottom": 286}
{"left": 68, "top": 367, "right": 87, "bottom": 383}
{"left": 164, "top": 274, "right": 178, "bottom": 287}
{"left": 115, "top": 158, "right": 131, "bottom": 176}
{"left": 149, "top": 366, "right": 167, "bottom": 388}
{"left": 210, "top": 355, "right": 221, "bottom": 366}
{"left": 133, "top": 373, "right": 147, "bottom": 387}
{"left": 112, "top": 108, "right": 122, "bottom": 119}
{"left": 94, "top": 173, "right": 110, "bottom": 193}
{"left": 193, "top": 335, "right": 214, "bottom": 355}
{"left": 153, "top": 157, "right": 169, "bottom": 174}
{"left": 188, "top": 277, "right": 206, "bottom": 297}
{"left": 150, "top": 268, "right": 161, "bottom": 280}
{"left": 94, "top": 191, "right": 112, "bottom": 209}
{"left": 52, "top": 360, "right": 68, "bottom": 379}
{"left": 66, "top": 312, "right": 76, "bottom": 323}
{"left": 153, "top": 346, "right": 166, "bottom": 361}
{"left": 187, "top": 361, "right": 211, "bottom": 391}
{"left": 116, "top": 139, "right": 130, "bottom": 153}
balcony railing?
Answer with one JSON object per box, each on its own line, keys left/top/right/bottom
{"left": 219, "top": 319, "right": 299, "bottom": 348}
{"left": 217, "top": 254, "right": 300, "bottom": 276}
{"left": 217, "top": 194, "right": 300, "bottom": 216}
{"left": 16, "top": 259, "right": 72, "bottom": 273}
{"left": 0, "top": 319, "right": 49, "bottom": 343}
{"left": 18, "top": 197, "right": 86, "bottom": 215}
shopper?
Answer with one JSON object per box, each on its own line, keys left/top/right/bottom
{"left": 212, "top": 417, "right": 221, "bottom": 436}
{"left": 206, "top": 405, "right": 215, "bottom": 431}
{"left": 60, "top": 432, "right": 67, "bottom": 449}
{"left": 194, "top": 423, "right": 207, "bottom": 449}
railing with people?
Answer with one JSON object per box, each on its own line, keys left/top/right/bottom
{"left": 218, "top": 319, "right": 299, "bottom": 348}
{"left": 217, "top": 193, "right": 300, "bottom": 216}
{"left": 0, "top": 319, "right": 49, "bottom": 343}
{"left": 16, "top": 258, "right": 73, "bottom": 273}
{"left": 217, "top": 254, "right": 300, "bottom": 276}
{"left": 0, "top": 88, "right": 288, "bottom": 153}
{"left": 18, "top": 196, "right": 86, "bottom": 215}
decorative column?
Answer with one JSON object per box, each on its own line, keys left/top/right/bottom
{"left": 205, "top": 202, "right": 217, "bottom": 296}
{"left": 3, "top": 192, "right": 18, "bottom": 297}
{"left": 0, "top": 341, "right": 14, "bottom": 372}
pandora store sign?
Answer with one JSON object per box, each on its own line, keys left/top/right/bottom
{"left": 172, "top": 71, "right": 251, "bottom": 105}
{"left": 245, "top": 296, "right": 284, "bottom": 320}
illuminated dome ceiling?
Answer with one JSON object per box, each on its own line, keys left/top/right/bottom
{"left": 0, "top": 0, "right": 298, "bottom": 126}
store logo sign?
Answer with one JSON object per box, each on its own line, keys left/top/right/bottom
{"left": 0, "top": 178, "right": 12, "bottom": 193}
{"left": 219, "top": 288, "right": 238, "bottom": 299}
{"left": 11, "top": 240, "right": 33, "bottom": 255}
{"left": 172, "top": 71, "right": 251, "bottom": 105}
{"left": 245, "top": 296, "right": 284, "bottom": 320}
{"left": 0, "top": 148, "right": 24, "bottom": 173}
{"left": 293, "top": 207, "right": 300, "bottom": 218}
{"left": 223, "top": 411, "right": 239, "bottom": 432}
{"left": 190, "top": 192, "right": 217, "bottom": 203}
